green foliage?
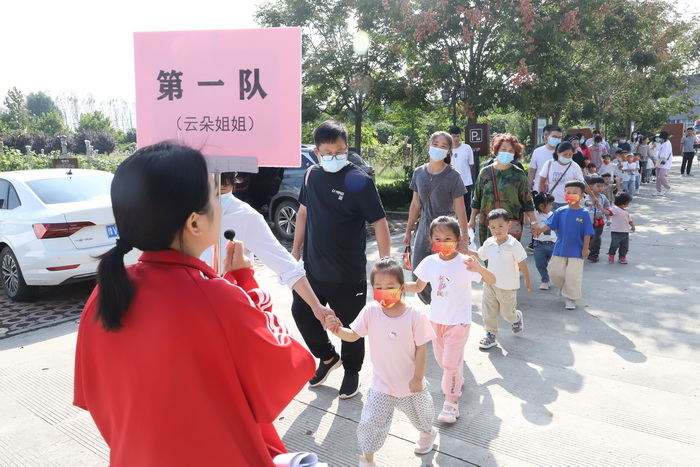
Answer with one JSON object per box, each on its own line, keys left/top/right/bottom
{"left": 35, "top": 110, "right": 67, "bottom": 136}
{"left": 78, "top": 111, "right": 115, "bottom": 133}
{"left": 2, "top": 87, "right": 32, "bottom": 132}
{"left": 0, "top": 146, "right": 130, "bottom": 173}
{"left": 26, "top": 92, "right": 59, "bottom": 117}
{"left": 377, "top": 178, "right": 412, "bottom": 211}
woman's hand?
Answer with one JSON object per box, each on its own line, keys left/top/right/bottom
{"left": 223, "top": 240, "right": 253, "bottom": 272}
{"left": 404, "top": 230, "right": 412, "bottom": 248}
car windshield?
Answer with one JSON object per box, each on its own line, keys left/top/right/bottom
{"left": 26, "top": 175, "right": 112, "bottom": 204}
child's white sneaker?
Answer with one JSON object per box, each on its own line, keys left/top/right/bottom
{"left": 652, "top": 191, "right": 662, "bottom": 196}
{"left": 414, "top": 427, "right": 437, "bottom": 454}
{"left": 565, "top": 299, "right": 576, "bottom": 310}
{"left": 437, "top": 401, "right": 460, "bottom": 423}
{"left": 539, "top": 282, "right": 550, "bottom": 290}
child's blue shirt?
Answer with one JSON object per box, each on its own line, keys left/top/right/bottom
{"left": 546, "top": 205, "right": 595, "bottom": 258}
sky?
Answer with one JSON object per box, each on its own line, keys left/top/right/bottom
{"left": 1, "top": 0, "right": 698, "bottom": 108}
{"left": 0, "top": 0, "right": 266, "bottom": 104}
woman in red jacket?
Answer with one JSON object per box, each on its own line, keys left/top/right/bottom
{"left": 73, "top": 142, "right": 315, "bottom": 466}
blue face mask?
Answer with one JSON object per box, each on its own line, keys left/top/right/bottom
{"left": 612, "top": 143, "right": 619, "bottom": 148}
{"left": 320, "top": 154, "right": 347, "bottom": 173}
{"left": 655, "top": 137, "right": 661, "bottom": 142}
{"left": 558, "top": 156, "right": 572, "bottom": 164}
{"left": 497, "top": 152, "right": 514, "bottom": 164}
{"left": 548, "top": 137, "right": 561, "bottom": 147}
{"left": 428, "top": 146, "right": 449, "bottom": 162}
{"left": 579, "top": 138, "right": 585, "bottom": 144}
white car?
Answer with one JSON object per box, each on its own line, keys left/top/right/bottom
{"left": 0, "top": 168, "right": 139, "bottom": 301}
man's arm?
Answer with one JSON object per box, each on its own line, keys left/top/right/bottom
{"left": 291, "top": 204, "right": 307, "bottom": 261}
{"left": 373, "top": 218, "right": 391, "bottom": 258}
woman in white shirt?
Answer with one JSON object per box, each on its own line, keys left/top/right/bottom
{"left": 537, "top": 142, "right": 587, "bottom": 209}
{"left": 653, "top": 131, "right": 673, "bottom": 196}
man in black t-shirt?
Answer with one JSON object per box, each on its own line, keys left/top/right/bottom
{"left": 291, "top": 120, "right": 391, "bottom": 399}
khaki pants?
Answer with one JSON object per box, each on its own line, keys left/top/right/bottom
{"left": 547, "top": 256, "right": 584, "bottom": 300}
{"left": 482, "top": 283, "right": 520, "bottom": 335}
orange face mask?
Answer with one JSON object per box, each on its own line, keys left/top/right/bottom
{"left": 374, "top": 288, "right": 402, "bottom": 308}
{"left": 431, "top": 241, "right": 457, "bottom": 257}
{"left": 564, "top": 193, "right": 581, "bottom": 205}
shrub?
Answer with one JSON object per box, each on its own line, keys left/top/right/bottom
{"left": 377, "top": 178, "right": 412, "bottom": 211}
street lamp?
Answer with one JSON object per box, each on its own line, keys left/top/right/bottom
{"left": 441, "top": 85, "right": 473, "bottom": 126}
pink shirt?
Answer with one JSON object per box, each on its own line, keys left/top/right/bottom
{"left": 351, "top": 302, "right": 436, "bottom": 397}
{"left": 609, "top": 205, "right": 632, "bottom": 233}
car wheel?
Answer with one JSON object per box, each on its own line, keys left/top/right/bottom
{"left": 273, "top": 199, "right": 299, "bottom": 241}
{"left": 1, "top": 246, "right": 37, "bottom": 302}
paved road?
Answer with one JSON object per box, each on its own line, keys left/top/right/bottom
{"left": 1, "top": 172, "right": 699, "bottom": 466}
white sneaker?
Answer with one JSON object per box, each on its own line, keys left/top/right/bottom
{"left": 652, "top": 191, "right": 662, "bottom": 196}
{"left": 438, "top": 401, "right": 460, "bottom": 423}
{"left": 565, "top": 299, "right": 576, "bottom": 310}
{"left": 414, "top": 427, "right": 437, "bottom": 454}
{"left": 663, "top": 188, "right": 672, "bottom": 195}
{"left": 539, "top": 282, "right": 550, "bottom": 290}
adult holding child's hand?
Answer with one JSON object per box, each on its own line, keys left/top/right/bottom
{"left": 73, "top": 143, "right": 315, "bottom": 466}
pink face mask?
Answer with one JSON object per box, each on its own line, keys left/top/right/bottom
{"left": 431, "top": 241, "right": 457, "bottom": 257}
{"left": 374, "top": 288, "right": 402, "bottom": 308}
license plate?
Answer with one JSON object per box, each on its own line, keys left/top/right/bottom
{"left": 106, "top": 224, "right": 119, "bottom": 238}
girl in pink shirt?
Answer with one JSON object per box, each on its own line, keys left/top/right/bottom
{"left": 326, "top": 258, "right": 437, "bottom": 467}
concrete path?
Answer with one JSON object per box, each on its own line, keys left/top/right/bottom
{"left": 1, "top": 172, "right": 699, "bottom": 466}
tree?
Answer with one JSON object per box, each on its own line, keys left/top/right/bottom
{"left": 78, "top": 111, "right": 115, "bottom": 134}
{"left": 1, "top": 87, "right": 31, "bottom": 133}
{"left": 255, "top": 0, "right": 405, "bottom": 154}
{"left": 75, "top": 128, "right": 116, "bottom": 154}
{"left": 35, "top": 110, "right": 68, "bottom": 136}
{"left": 26, "top": 91, "right": 59, "bottom": 117}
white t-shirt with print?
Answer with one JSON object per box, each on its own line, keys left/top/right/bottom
{"left": 534, "top": 211, "right": 557, "bottom": 242}
{"left": 477, "top": 236, "right": 527, "bottom": 290}
{"left": 538, "top": 159, "right": 585, "bottom": 203}
{"left": 621, "top": 161, "right": 638, "bottom": 181}
{"left": 414, "top": 253, "right": 482, "bottom": 325}
{"left": 451, "top": 143, "right": 474, "bottom": 186}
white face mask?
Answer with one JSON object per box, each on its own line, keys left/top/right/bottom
{"left": 428, "top": 146, "right": 449, "bottom": 161}
{"left": 319, "top": 154, "right": 347, "bottom": 173}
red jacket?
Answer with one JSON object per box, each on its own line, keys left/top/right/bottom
{"left": 74, "top": 250, "right": 315, "bottom": 466}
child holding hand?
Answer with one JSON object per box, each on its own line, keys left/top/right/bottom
{"left": 607, "top": 192, "right": 636, "bottom": 264}
{"left": 326, "top": 257, "right": 437, "bottom": 467}
{"left": 477, "top": 209, "right": 531, "bottom": 350}
{"left": 405, "top": 216, "right": 496, "bottom": 424}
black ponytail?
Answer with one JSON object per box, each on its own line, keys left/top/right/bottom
{"left": 96, "top": 142, "right": 210, "bottom": 331}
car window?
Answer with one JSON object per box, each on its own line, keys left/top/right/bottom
{"left": 7, "top": 185, "right": 20, "bottom": 209}
{"left": 348, "top": 152, "right": 366, "bottom": 166}
{"left": 301, "top": 150, "right": 317, "bottom": 168}
{"left": 26, "top": 175, "right": 113, "bottom": 204}
{"left": 0, "top": 179, "right": 9, "bottom": 209}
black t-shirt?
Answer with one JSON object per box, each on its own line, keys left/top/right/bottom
{"left": 619, "top": 142, "right": 631, "bottom": 152}
{"left": 300, "top": 163, "right": 386, "bottom": 282}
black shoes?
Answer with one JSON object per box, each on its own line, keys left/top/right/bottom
{"left": 338, "top": 372, "right": 360, "bottom": 399}
{"left": 308, "top": 352, "right": 342, "bottom": 387}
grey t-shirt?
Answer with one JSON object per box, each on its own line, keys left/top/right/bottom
{"left": 681, "top": 136, "right": 695, "bottom": 153}
{"left": 409, "top": 164, "right": 467, "bottom": 269}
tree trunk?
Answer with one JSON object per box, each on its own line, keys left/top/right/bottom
{"left": 552, "top": 108, "right": 562, "bottom": 126}
{"left": 354, "top": 94, "right": 363, "bottom": 156}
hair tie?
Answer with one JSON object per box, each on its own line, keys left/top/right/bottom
{"left": 115, "top": 238, "right": 133, "bottom": 255}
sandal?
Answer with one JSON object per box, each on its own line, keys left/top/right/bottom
{"left": 512, "top": 310, "right": 524, "bottom": 334}
{"left": 478, "top": 332, "right": 497, "bottom": 349}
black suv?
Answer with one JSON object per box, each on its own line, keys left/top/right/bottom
{"left": 234, "top": 145, "right": 374, "bottom": 241}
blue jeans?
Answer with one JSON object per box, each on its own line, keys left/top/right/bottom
{"left": 534, "top": 240, "right": 555, "bottom": 283}
{"left": 622, "top": 179, "right": 635, "bottom": 194}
